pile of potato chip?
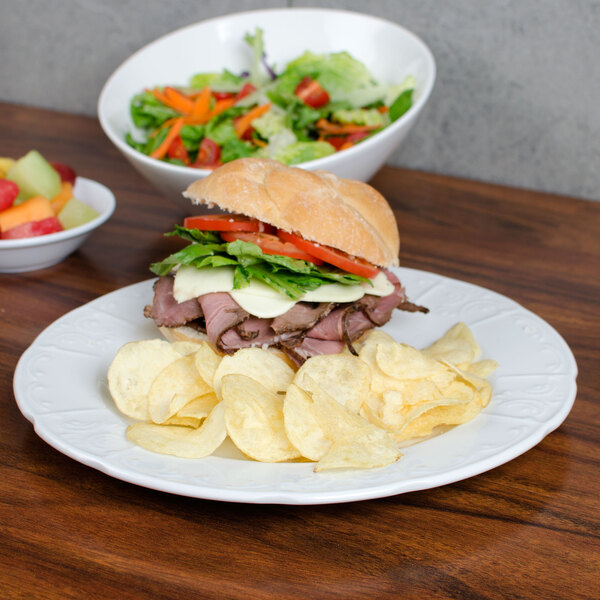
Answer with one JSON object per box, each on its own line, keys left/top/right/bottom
{"left": 107, "top": 323, "right": 497, "bottom": 471}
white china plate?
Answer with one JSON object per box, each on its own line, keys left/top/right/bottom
{"left": 13, "top": 268, "right": 577, "bottom": 505}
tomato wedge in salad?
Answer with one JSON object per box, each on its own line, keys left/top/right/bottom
{"left": 183, "top": 214, "right": 274, "bottom": 233}
{"left": 294, "top": 77, "right": 330, "bottom": 109}
{"left": 277, "top": 230, "right": 380, "bottom": 278}
{"left": 191, "top": 138, "right": 221, "bottom": 168}
{"left": 220, "top": 231, "right": 323, "bottom": 264}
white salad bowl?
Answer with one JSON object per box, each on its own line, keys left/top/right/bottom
{"left": 0, "top": 177, "right": 116, "bottom": 273}
{"left": 98, "top": 8, "right": 436, "bottom": 211}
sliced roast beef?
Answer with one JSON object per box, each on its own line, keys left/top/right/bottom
{"left": 342, "top": 309, "right": 377, "bottom": 353}
{"left": 305, "top": 308, "right": 345, "bottom": 340}
{"left": 143, "top": 276, "right": 204, "bottom": 328}
{"left": 397, "top": 300, "right": 429, "bottom": 314}
{"left": 198, "top": 293, "right": 249, "bottom": 352}
{"left": 281, "top": 337, "right": 346, "bottom": 366}
{"left": 145, "top": 269, "right": 427, "bottom": 363}
{"left": 305, "top": 305, "right": 375, "bottom": 349}
{"left": 361, "top": 270, "right": 408, "bottom": 326}
{"left": 271, "top": 302, "right": 334, "bottom": 335}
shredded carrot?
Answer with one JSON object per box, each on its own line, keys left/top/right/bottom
{"left": 316, "top": 118, "right": 380, "bottom": 135}
{"left": 147, "top": 87, "right": 194, "bottom": 115}
{"left": 234, "top": 103, "right": 272, "bottom": 138}
{"left": 253, "top": 138, "right": 268, "bottom": 148}
{"left": 154, "top": 117, "right": 182, "bottom": 133}
{"left": 147, "top": 88, "right": 171, "bottom": 106}
{"left": 190, "top": 87, "right": 212, "bottom": 119}
{"left": 150, "top": 118, "right": 185, "bottom": 159}
{"left": 207, "top": 97, "right": 237, "bottom": 120}
{"left": 164, "top": 87, "right": 195, "bottom": 114}
{"left": 377, "top": 105, "right": 389, "bottom": 113}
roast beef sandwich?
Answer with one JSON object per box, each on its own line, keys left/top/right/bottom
{"left": 144, "top": 157, "right": 427, "bottom": 365}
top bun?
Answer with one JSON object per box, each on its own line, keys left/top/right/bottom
{"left": 183, "top": 158, "right": 400, "bottom": 267}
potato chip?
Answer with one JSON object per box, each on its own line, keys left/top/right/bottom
{"left": 307, "top": 379, "right": 373, "bottom": 440}
{"left": 464, "top": 359, "right": 499, "bottom": 380}
{"left": 126, "top": 401, "right": 226, "bottom": 458}
{"left": 163, "top": 415, "right": 203, "bottom": 428}
{"left": 443, "top": 363, "right": 494, "bottom": 407}
{"left": 164, "top": 393, "right": 220, "bottom": 428}
{"left": 391, "top": 394, "right": 483, "bottom": 442}
{"left": 315, "top": 429, "right": 401, "bottom": 472}
{"left": 283, "top": 383, "right": 329, "bottom": 461}
{"left": 222, "top": 374, "right": 300, "bottom": 462}
{"left": 108, "top": 339, "right": 182, "bottom": 421}
{"left": 293, "top": 353, "right": 370, "bottom": 413}
{"left": 423, "top": 322, "right": 481, "bottom": 365}
{"left": 176, "top": 392, "right": 219, "bottom": 420}
{"left": 109, "top": 319, "right": 496, "bottom": 471}
{"left": 192, "top": 341, "right": 223, "bottom": 387}
{"left": 148, "top": 355, "right": 211, "bottom": 424}
{"left": 213, "top": 347, "right": 295, "bottom": 400}
{"left": 358, "top": 335, "right": 407, "bottom": 395}
{"left": 376, "top": 342, "right": 446, "bottom": 381}
{"left": 171, "top": 341, "right": 203, "bottom": 356}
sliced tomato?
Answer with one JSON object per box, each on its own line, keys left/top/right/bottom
{"left": 235, "top": 83, "right": 257, "bottom": 102}
{"left": 167, "top": 135, "right": 190, "bottom": 165}
{"left": 294, "top": 77, "right": 330, "bottom": 108}
{"left": 325, "top": 136, "right": 348, "bottom": 151}
{"left": 220, "top": 231, "right": 323, "bottom": 264}
{"left": 191, "top": 138, "right": 221, "bottom": 168}
{"left": 233, "top": 118, "right": 254, "bottom": 140}
{"left": 277, "top": 230, "right": 380, "bottom": 278}
{"left": 346, "top": 131, "right": 371, "bottom": 144}
{"left": 183, "top": 214, "right": 274, "bottom": 233}
{"left": 212, "top": 91, "right": 236, "bottom": 101}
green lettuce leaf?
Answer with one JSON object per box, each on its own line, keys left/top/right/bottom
{"left": 389, "top": 89, "right": 414, "bottom": 122}
{"left": 332, "top": 108, "right": 387, "bottom": 127}
{"left": 273, "top": 141, "right": 335, "bottom": 165}
{"left": 149, "top": 227, "right": 369, "bottom": 299}
{"left": 130, "top": 91, "right": 179, "bottom": 129}
{"left": 244, "top": 27, "right": 267, "bottom": 86}
{"left": 189, "top": 69, "right": 245, "bottom": 93}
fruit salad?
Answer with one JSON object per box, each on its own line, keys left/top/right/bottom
{"left": 0, "top": 151, "right": 99, "bottom": 240}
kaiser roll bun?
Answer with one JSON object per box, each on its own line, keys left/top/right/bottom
{"left": 183, "top": 158, "right": 399, "bottom": 267}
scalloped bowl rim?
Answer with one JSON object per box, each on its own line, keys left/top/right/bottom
{"left": 0, "top": 177, "right": 115, "bottom": 250}
{"left": 98, "top": 7, "right": 436, "bottom": 177}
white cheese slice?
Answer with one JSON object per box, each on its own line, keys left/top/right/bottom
{"left": 360, "top": 270, "right": 395, "bottom": 297}
{"left": 173, "top": 265, "right": 235, "bottom": 302}
{"left": 172, "top": 265, "right": 394, "bottom": 318}
{"left": 302, "top": 283, "right": 365, "bottom": 303}
{"left": 230, "top": 290, "right": 296, "bottom": 318}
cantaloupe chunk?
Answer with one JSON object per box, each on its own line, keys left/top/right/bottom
{"left": 0, "top": 195, "right": 55, "bottom": 232}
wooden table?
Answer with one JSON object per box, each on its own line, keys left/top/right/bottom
{"left": 1, "top": 103, "right": 598, "bottom": 600}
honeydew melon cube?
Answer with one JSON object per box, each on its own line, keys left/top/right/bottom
{"left": 58, "top": 197, "right": 99, "bottom": 229}
{"left": 7, "top": 150, "right": 61, "bottom": 201}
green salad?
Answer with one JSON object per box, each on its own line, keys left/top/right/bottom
{"left": 127, "top": 28, "right": 416, "bottom": 169}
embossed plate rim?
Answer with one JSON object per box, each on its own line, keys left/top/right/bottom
{"left": 12, "top": 268, "right": 578, "bottom": 504}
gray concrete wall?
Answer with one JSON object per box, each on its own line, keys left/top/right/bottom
{"left": 1, "top": 0, "right": 598, "bottom": 201}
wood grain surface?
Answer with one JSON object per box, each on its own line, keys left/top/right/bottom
{"left": 0, "top": 103, "right": 598, "bottom": 600}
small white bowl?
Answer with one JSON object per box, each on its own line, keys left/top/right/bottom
{"left": 0, "top": 177, "right": 116, "bottom": 273}
{"left": 98, "top": 8, "right": 435, "bottom": 209}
